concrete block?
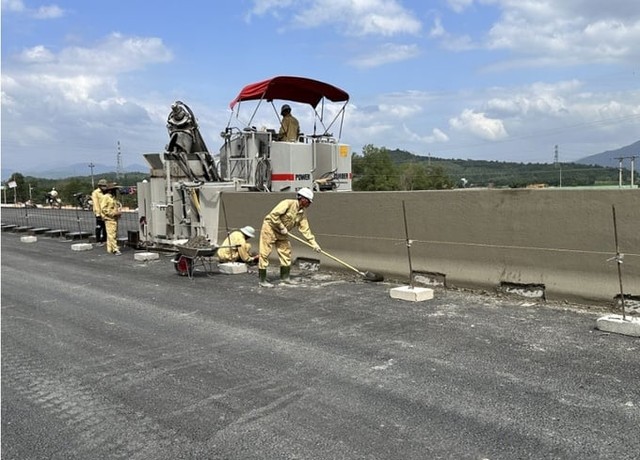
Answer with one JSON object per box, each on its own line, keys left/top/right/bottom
{"left": 390, "top": 286, "right": 434, "bottom": 302}
{"left": 134, "top": 252, "right": 160, "bottom": 262}
{"left": 596, "top": 314, "right": 640, "bottom": 337}
{"left": 71, "top": 243, "right": 93, "bottom": 251}
{"left": 20, "top": 235, "right": 38, "bottom": 243}
{"left": 218, "top": 262, "right": 247, "bottom": 275}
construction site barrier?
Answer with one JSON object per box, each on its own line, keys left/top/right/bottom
{"left": 3, "top": 188, "right": 638, "bottom": 303}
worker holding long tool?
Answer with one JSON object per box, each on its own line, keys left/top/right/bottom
{"left": 258, "top": 187, "right": 321, "bottom": 287}
{"left": 217, "top": 226, "right": 259, "bottom": 265}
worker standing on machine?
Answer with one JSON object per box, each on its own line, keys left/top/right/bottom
{"left": 258, "top": 187, "right": 321, "bottom": 287}
{"left": 217, "top": 226, "right": 259, "bottom": 265}
{"left": 277, "top": 104, "right": 300, "bottom": 142}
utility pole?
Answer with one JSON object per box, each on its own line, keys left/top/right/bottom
{"left": 630, "top": 156, "right": 637, "bottom": 188}
{"left": 88, "top": 162, "right": 95, "bottom": 189}
{"left": 615, "top": 157, "right": 624, "bottom": 188}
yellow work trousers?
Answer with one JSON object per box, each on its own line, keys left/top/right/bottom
{"left": 258, "top": 221, "right": 291, "bottom": 269}
{"left": 105, "top": 220, "right": 119, "bottom": 253}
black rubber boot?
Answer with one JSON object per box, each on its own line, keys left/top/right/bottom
{"left": 280, "top": 266, "right": 297, "bottom": 284}
{"left": 259, "top": 269, "right": 273, "bottom": 288}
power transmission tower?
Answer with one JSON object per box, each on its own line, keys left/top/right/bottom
{"left": 116, "top": 141, "right": 123, "bottom": 180}
{"left": 554, "top": 145, "right": 562, "bottom": 187}
{"left": 615, "top": 157, "right": 624, "bottom": 188}
{"left": 88, "top": 162, "right": 95, "bottom": 188}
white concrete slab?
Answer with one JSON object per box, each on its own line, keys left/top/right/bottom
{"left": 71, "top": 243, "right": 93, "bottom": 251}
{"left": 134, "top": 252, "right": 160, "bottom": 262}
{"left": 596, "top": 314, "right": 640, "bottom": 337}
{"left": 218, "top": 262, "right": 247, "bottom": 274}
{"left": 390, "top": 286, "right": 434, "bottom": 302}
{"left": 20, "top": 235, "right": 37, "bottom": 243}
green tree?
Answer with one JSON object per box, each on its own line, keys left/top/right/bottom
{"left": 7, "top": 172, "right": 27, "bottom": 203}
{"left": 353, "top": 144, "right": 399, "bottom": 191}
{"left": 398, "top": 163, "right": 454, "bottom": 190}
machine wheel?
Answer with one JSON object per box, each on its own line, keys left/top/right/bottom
{"left": 173, "top": 255, "right": 193, "bottom": 276}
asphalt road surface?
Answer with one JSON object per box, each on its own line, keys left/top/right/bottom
{"left": 2, "top": 233, "right": 639, "bottom": 460}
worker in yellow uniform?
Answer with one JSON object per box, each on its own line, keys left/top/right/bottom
{"left": 217, "top": 226, "right": 259, "bottom": 265}
{"left": 277, "top": 104, "right": 300, "bottom": 142}
{"left": 258, "top": 187, "right": 321, "bottom": 287}
{"left": 91, "top": 179, "right": 108, "bottom": 246}
{"left": 100, "top": 183, "right": 122, "bottom": 255}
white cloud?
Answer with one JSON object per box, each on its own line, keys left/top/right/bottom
{"left": 14, "top": 34, "right": 173, "bottom": 76}
{"left": 449, "top": 109, "right": 508, "bottom": 140}
{"left": 19, "top": 45, "right": 55, "bottom": 63}
{"left": 350, "top": 43, "right": 420, "bottom": 68}
{"left": 433, "top": 0, "right": 640, "bottom": 66}
{"left": 249, "top": 0, "right": 421, "bottom": 37}
{"left": 1, "top": 33, "right": 174, "bottom": 169}
{"left": 1, "top": 0, "right": 65, "bottom": 19}
{"left": 33, "top": 4, "right": 63, "bottom": 19}
{"left": 404, "top": 125, "right": 450, "bottom": 144}
{"left": 446, "top": 0, "right": 474, "bottom": 14}
{"left": 1, "top": 0, "right": 26, "bottom": 12}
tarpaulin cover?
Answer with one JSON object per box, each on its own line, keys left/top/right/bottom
{"left": 229, "top": 76, "right": 349, "bottom": 109}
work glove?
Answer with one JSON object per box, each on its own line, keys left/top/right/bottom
{"left": 280, "top": 227, "right": 288, "bottom": 235}
{"left": 314, "top": 246, "right": 322, "bottom": 253}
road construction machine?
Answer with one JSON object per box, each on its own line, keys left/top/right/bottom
{"left": 136, "top": 76, "right": 352, "bottom": 249}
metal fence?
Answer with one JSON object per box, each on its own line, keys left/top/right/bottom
{"left": 1, "top": 205, "right": 139, "bottom": 240}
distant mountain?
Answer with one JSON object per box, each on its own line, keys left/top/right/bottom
{"left": 575, "top": 140, "right": 640, "bottom": 168}
{"left": 2, "top": 163, "right": 149, "bottom": 180}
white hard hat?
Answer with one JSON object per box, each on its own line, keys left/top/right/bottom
{"left": 240, "top": 225, "right": 255, "bottom": 238}
{"left": 297, "top": 187, "right": 314, "bottom": 202}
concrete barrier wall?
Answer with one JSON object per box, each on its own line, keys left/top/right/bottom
{"left": 219, "top": 189, "right": 640, "bottom": 303}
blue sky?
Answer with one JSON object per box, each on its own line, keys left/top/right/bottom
{"left": 2, "top": 0, "right": 639, "bottom": 175}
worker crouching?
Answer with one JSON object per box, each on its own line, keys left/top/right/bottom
{"left": 217, "top": 226, "right": 259, "bottom": 265}
{"left": 258, "top": 187, "right": 321, "bottom": 287}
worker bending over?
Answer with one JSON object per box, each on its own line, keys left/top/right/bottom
{"left": 258, "top": 187, "right": 321, "bottom": 287}
{"left": 217, "top": 226, "right": 259, "bottom": 265}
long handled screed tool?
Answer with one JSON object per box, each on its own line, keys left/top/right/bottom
{"left": 289, "top": 233, "right": 383, "bottom": 282}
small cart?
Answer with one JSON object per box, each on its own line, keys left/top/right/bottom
{"left": 172, "top": 244, "right": 218, "bottom": 279}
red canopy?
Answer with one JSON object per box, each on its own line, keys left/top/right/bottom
{"left": 229, "top": 76, "right": 349, "bottom": 109}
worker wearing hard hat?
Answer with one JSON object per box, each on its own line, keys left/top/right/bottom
{"left": 217, "top": 226, "right": 259, "bottom": 265}
{"left": 91, "top": 179, "right": 109, "bottom": 246}
{"left": 258, "top": 187, "right": 321, "bottom": 287}
{"left": 100, "top": 183, "right": 123, "bottom": 256}
{"left": 277, "top": 104, "right": 300, "bottom": 142}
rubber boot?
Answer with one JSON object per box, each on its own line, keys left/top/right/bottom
{"left": 259, "top": 268, "right": 273, "bottom": 288}
{"left": 280, "top": 266, "right": 296, "bottom": 285}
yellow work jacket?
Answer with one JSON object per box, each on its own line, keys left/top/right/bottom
{"left": 278, "top": 114, "right": 300, "bottom": 141}
{"left": 100, "top": 193, "right": 121, "bottom": 221}
{"left": 264, "top": 199, "right": 318, "bottom": 247}
{"left": 91, "top": 187, "right": 104, "bottom": 217}
{"left": 217, "top": 230, "right": 253, "bottom": 263}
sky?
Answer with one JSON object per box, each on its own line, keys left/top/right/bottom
{"left": 2, "top": 0, "right": 639, "bottom": 176}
